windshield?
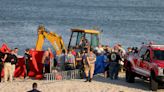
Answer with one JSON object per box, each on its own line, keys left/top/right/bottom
{"left": 153, "top": 50, "right": 164, "bottom": 60}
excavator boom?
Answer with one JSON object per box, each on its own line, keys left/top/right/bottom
{"left": 36, "top": 25, "right": 65, "bottom": 55}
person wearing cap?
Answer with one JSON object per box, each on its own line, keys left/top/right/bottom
{"left": 84, "top": 48, "right": 96, "bottom": 82}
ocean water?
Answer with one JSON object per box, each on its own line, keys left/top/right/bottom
{"left": 0, "top": 0, "right": 164, "bottom": 55}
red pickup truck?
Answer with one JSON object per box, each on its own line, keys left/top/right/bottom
{"left": 124, "top": 44, "right": 164, "bottom": 91}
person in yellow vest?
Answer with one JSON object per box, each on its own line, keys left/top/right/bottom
{"left": 84, "top": 48, "right": 96, "bottom": 82}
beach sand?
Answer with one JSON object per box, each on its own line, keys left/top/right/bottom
{"left": 0, "top": 73, "right": 163, "bottom": 92}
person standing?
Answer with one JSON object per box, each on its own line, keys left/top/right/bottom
{"left": 2, "top": 50, "right": 13, "bottom": 82}
{"left": 11, "top": 47, "right": 19, "bottom": 79}
{"left": 59, "top": 49, "right": 67, "bottom": 71}
{"left": 0, "top": 50, "right": 4, "bottom": 82}
{"left": 42, "top": 48, "right": 53, "bottom": 74}
{"left": 104, "top": 52, "right": 110, "bottom": 78}
{"left": 10, "top": 50, "right": 18, "bottom": 79}
{"left": 65, "top": 49, "right": 76, "bottom": 70}
{"left": 81, "top": 49, "right": 88, "bottom": 79}
{"left": 109, "top": 49, "right": 121, "bottom": 80}
{"left": 84, "top": 48, "right": 96, "bottom": 82}
{"left": 24, "top": 49, "right": 32, "bottom": 79}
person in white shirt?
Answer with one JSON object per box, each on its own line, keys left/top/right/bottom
{"left": 94, "top": 44, "right": 104, "bottom": 54}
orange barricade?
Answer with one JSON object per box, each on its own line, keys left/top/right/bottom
{"left": 14, "top": 57, "right": 26, "bottom": 77}
{"left": 1, "top": 51, "right": 45, "bottom": 79}
{"left": 28, "top": 50, "right": 44, "bottom": 79}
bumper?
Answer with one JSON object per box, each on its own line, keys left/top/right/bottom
{"left": 156, "top": 76, "right": 164, "bottom": 82}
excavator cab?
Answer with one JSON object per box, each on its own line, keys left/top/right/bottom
{"left": 68, "top": 29, "right": 100, "bottom": 50}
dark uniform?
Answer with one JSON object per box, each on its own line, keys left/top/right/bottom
{"left": 24, "top": 53, "right": 31, "bottom": 78}
{"left": 108, "top": 52, "right": 121, "bottom": 79}
{"left": 4, "top": 53, "right": 13, "bottom": 82}
{"left": 0, "top": 51, "right": 4, "bottom": 82}
{"left": 11, "top": 53, "right": 18, "bottom": 78}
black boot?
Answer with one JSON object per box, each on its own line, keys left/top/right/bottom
{"left": 84, "top": 77, "right": 89, "bottom": 82}
{"left": 89, "top": 78, "right": 92, "bottom": 82}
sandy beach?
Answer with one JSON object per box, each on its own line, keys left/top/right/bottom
{"left": 0, "top": 73, "right": 163, "bottom": 92}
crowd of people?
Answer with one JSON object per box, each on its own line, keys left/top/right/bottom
{"left": 0, "top": 36, "right": 139, "bottom": 84}
{"left": 54, "top": 36, "right": 129, "bottom": 82}
{"left": 0, "top": 37, "right": 142, "bottom": 92}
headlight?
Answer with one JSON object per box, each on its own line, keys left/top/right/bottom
{"left": 158, "top": 67, "right": 164, "bottom": 76}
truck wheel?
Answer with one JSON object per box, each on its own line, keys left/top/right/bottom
{"left": 126, "top": 66, "right": 135, "bottom": 83}
{"left": 150, "top": 75, "right": 158, "bottom": 91}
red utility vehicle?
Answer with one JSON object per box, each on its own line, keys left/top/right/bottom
{"left": 124, "top": 44, "right": 164, "bottom": 91}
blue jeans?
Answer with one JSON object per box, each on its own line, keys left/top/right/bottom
{"left": 109, "top": 62, "right": 120, "bottom": 80}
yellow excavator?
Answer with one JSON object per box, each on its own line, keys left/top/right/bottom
{"left": 35, "top": 25, "right": 101, "bottom": 55}
{"left": 35, "top": 25, "right": 65, "bottom": 55}
{"left": 68, "top": 28, "right": 100, "bottom": 50}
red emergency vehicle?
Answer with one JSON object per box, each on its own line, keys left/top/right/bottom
{"left": 124, "top": 44, "right": 164, "bottom": 91}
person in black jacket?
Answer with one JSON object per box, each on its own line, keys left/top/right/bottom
{"left": 28, "top": 82, "right": 41, "bottom": 92}
{"left": 24, "top": 49, "right": 32, "bottom": 79}
{"left": 11, "top": 50, "right": 18, "bottom": 80}
{"left": 0, "top": 50, "right": 4, "bottom": 82}
{"left": 108, "top": 49, "right": 121, "bottom": 80}
{"left": 3, "top": 50, "right": 13, "bottom": 82}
